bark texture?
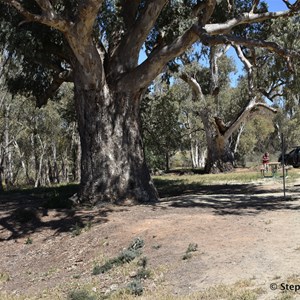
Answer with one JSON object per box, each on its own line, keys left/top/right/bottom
{"left": 200, "top": 110, "right": 234, "bottom": 173}
{"left": 74, "top": 66, "right": 157, "bottom": 203}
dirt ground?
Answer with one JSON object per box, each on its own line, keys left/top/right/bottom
{"left": 1, "top": 175, "right": 300, "bottom": 299}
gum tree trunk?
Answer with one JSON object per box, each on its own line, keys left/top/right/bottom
{"left": 73, "top": 68, "right": 157, "bottom": 204}
{"left": 205, "top": 132, "right": 234, "bottom": 173}
{"left": 201, "top": 111, "right": 234, "bottom": 173}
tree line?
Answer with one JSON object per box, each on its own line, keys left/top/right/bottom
{"left": 0, "top": 77, "right": 81, "bottom": 190}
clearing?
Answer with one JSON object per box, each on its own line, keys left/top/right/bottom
{"left": 1, "top": 171, "right": 300, "bottom": 299}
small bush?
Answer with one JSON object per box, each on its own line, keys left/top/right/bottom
{"left": 118, "top": 249, "right": 138, "bottom": 263}
{"left": 137, "top": 257, "right": 148, "bottom": 268}
{"left": 136, "top": 268, "right": 151, "bottom": 280}
{"left": 0, "top": 272, "right": 10, "bottom": 283}
{"left": 182, "top": 243, "right": 198, "bottom": 260}
{"left": 152, "top": 244, "right": 162, "bottom": 250}
{"left": 127, "top": 279, "right": 143, "bottom": 296}
{"left": 187, "top": 243, "right": 198, "bottom": 252}
{"left": 182, "top": 252, "right": 192, "bottom": 260}
{"left": 68, "top": 289, "right": 96, "bottom": 300}
{"left": 92, "top": 237, "right": 144, "bottom": 275}
{"left": 25, "top": 237, "right": 33, "bottom": 245}
{"left": 71, "top": 223, "right": 82, "bottom": 237}
{"left": 92, "top": 264, "right": 104, "bottom": 275}
{"left": 128, "top": 237, "right": 144, "bottom": 250}
{"left": 85, "top": 221, "right": 92, "bottom": 231}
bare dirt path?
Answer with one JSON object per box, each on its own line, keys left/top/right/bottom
{"left": 1, "top": 177, "right": 300, "bottom": 299}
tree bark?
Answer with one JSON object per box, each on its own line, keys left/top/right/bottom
{"left": 165, "top": 151, "right": 170, "bottom": 172}
{"left": 73, "top": 71, "right": 158, "bottom": 204}
{"left": 201, "top": 109, "right": 234, "bottom": 173}
{"left": 4, "top": 102, "right": 13, "bottom": 187}
{"left": 14, "top": 140, "right": 30, "bottom": 184}
{"left": 52, "top": 143, "right": 59, "bottom": 183}
{"left": 34, "top": 135, "right": 46, "bottom": 188}
{"left": 191, "top": 140, "right": 206, "bottom": 169}
{"left": 0, "top": 166, "right": 3, "bottom": 191}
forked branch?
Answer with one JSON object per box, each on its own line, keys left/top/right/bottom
{"left": 2, "top": 0, "right": 69, "bottom": 32}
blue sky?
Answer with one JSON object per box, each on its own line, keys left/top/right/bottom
{"left": 266, "top": 0, "right": 296, "bottom": 11}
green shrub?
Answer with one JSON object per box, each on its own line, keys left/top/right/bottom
{"left": 182, "top": 243, "right": 198, "bottom": 260}
{"left": 71, "top": 223, "right": 83, "bottom": 237}
{"left": 136, "top": 268, "right": 151, "bottom": 280}
{"left": 92, "top": 237, "right": 144, "bottom": 275}
{"left": 25, "top": 237, "right": 33, "bottom": 245}
{"left": 127, "top": 279, "right": 143, "bottom": 296}
{"left": 68, "top": 289, "right": 96, "bottom": 300}
{"left": 137, "top": 257, "right": 148, "bottom": 268}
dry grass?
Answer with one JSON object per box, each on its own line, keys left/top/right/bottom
{"left": 156, "top": 168, "right": 300, "bottom": 184}
{"left": 0, "top": 279, "right": 267, "bottom": 300}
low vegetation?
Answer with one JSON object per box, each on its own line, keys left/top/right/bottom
{"left": 154, "top": 168, "right": 300, "bottom": 198}
{"left": 92, "top": 238, "right": 145, "bottom": 275}
{"left": 182, "top": 243, "right": 198, "bottom": 260}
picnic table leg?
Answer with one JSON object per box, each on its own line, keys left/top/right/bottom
{"left": 271, "top": 165, "right": 278, "bottom": 177}
{"left": 285, "top": 166, "right": 288, "bottom": 177}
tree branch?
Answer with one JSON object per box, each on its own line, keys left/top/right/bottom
{"left": 204, "top": 10, "right": 299, "bottom": 35}
{"left": 192, "top": 2, "right": 206, "bottom": 17}
{"left": 36, "top": 70, "right": 73, "bottom": 107}
{"left": 253, "top": 102, "right": 278, "bottom": 114}
{"left": 180, "top": 72, "right": 206, "bottom": 103}
{"left": 120, "top": 0, "right": 141, "bottom": 29}
{"left": 259, "top": 88, "right": 284, "bottom": 101}
{"left": 201, "top": 34, "right": 300, "bottom": 60}
{"left": 250, "top": 0, "right": 260, "bottom": 13}
{"left": 75, "top": 0, "right": 104, "bottom": 37}
{"left": 234, "top": 45, "right": 253, "bottom": 72}
{"left": 201, "top": 0, "right": 217, "bottom": 25}
{"left": 1, "top": 0, "right": 69, "bottom": 32}
{"left": 224, "top": 97, "right": 277, "bottom": 140}
{"left": 35, "top": 0, "right": 55, "bottom": 17}
{"left": 116, "top": 26, "right": 199, "bottom": 91}
{"left": 111, "top": 0, "right": 167, "bottom": 71}
{"left": 210, "top": 45, "right": 230, "bottom": 97}
{"left": 282, "top": 0, "right": 300, "bottom": 10}
{"left": 234, "top": 45, "right": 256, "bottom": 95}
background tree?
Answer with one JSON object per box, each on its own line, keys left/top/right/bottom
{"left": 1, "top": 0, "right": 300, "bottom": 203}
{"left": 142, "top": 81, "right": 183, "bottom": 172}
{"left": 0, "top": 65, "right": 79, "bottom": 189}
{"left": 175, "top": 79, "right": 207, "bottom": 169}
{"left": 268, "top": 17, "right": 300, "bottom": 152}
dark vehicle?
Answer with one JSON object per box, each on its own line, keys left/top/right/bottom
{"left": 278, "top": 147, "right": 300, "bottom": 168}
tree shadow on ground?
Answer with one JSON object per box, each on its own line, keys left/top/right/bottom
{"left": 154, "top": 178, "right": 300, "bottom": 216}
{"left": 0, "top": 184, "right": 120, "bottom": 241}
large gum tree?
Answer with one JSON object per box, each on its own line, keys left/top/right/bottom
{"left": 0, "top": 0, "right": 300, "bottom": 204}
